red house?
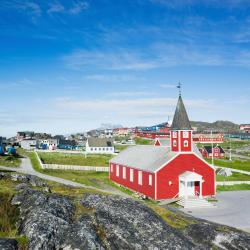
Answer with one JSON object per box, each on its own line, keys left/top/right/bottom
{"left": 109, "top": 95, "right": 215, "bottom": 200}
{"left": 199, "top": 145, "right": 225, "bottom": 159}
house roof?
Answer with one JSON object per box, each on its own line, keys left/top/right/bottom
{"left": 110, "top": 145, "right": 178, "bottom": 172}
{"left": 203, "top": 145, "right": 225, "bottom": 154}
{"left": 88, "top": 137, "right": 114, "bottom": 147}
{"left": 170, "top": 95, "right": 192, "bottom": 131}
{"left": 155, "top": 138, "right": 170, "bottom": 147}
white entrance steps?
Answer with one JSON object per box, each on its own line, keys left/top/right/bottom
{"left": 177, "top": 196, "right": 216, "bottom": 209}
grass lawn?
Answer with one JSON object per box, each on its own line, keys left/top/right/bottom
{"left": 216, "top": 172, "right": 250, "bottom": 182}
{"left": 38, "top": 152, "right": 113, "bottom": 167}
{"left": 217, "top": 184, "right": 250, "bottom": 192}
{"left": 0, "top": 178, "right": 28, "bottom": 249}
{"left": 114, "top": 144, "right": 130, "bottom": 152}
{"left": 134, "top": 137, "right": 154, "bottom": 145}
{"left": 206, "top": 158, "right": 250, "bottom": 172}
{"left": 0, "top": 155, "right": 21, "bottom": 167}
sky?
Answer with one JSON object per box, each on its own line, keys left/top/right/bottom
{"left": 1, "top": 0, "right": 250, "bottom": 137}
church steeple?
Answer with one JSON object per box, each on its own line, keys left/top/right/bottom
{"left": 170, "top": 90, "right": 193, "bottom": 152}
{"left": 171, "top": 95, "right": 192, "bottom": 131}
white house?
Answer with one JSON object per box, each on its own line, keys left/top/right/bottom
{"left": 85, "top": 138, "right": 115, "bottom": 154}
{"left": 20, "top": 139, "right": 37, "bottom": 150}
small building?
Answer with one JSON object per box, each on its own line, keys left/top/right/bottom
{"left": 240, "top": 124, "right": 250, "bottom": 133}
{"left": 154, "top": 138, "right": 170, "bottom": 147}
{"left": 20, "top": 139, "right": 37, "bottom": 150}
{"left": 86, "top": 138, "right": 115, "bottom": 154}
{"left": 199, "top": 145, "right": 225, "bottom": 159}
{"left": 38, "top": 138, "right": 59, "bottom": 150}
{"left": 110, "top": 94, "right": 215, "bottom": 200}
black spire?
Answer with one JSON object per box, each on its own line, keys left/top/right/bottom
{"left": 170, "top": 95, "right": 192, "bottom": 131}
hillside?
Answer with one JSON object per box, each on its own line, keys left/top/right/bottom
{"left": 0, "top": 172, "right": 250, "bottom": 249}
{"left": 190, "top": 120, "right": 240, "bottom": 133}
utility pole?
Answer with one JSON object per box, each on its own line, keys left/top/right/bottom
{"left": 229, "top": 132, "right": 232, "bottom": 161}
{"left": 211, "top": 130, "right": 214, "bottom": 166}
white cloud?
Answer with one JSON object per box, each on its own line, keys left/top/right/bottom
{"left": 69, "top": 1, "right": 89, "bottom": 14}
{"left": 47, "top": 2, "right": 65, "bottom": 14}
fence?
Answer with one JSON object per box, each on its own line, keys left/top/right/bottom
{"left": 42, "top": 164, "right": 109, "bottom": 172}
{"left": 216, "top": 181, "right": 250, "bottom": 186}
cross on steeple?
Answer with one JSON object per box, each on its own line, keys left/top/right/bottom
{"left": 177, "top": 82, "right": 182, "bottom": 96}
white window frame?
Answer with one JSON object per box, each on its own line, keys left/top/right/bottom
{"left": 183, "top": 131, "right": 189, "bottom": 138}
{"left": 172, "top": 131, "right": 177, "bottom": 138}
{"left": 130, "top": 169, "right": 134, "bottom": 182}
{"left": 123, "top": 166, "right": 126, "bottom": 179}
{"left": 116, "top": 165, "right": 119, "bottom": 177}
{"left": 148, "top": 175, "right": 152, "bottom": 186}
{"left": 184, "top": 140, "right": 189, "bottom": 147}
{"left": 138, "top": 171, "right": 142, "bottom": 185}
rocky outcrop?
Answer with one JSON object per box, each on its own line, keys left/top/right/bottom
{"left": 12, "top": 188, "right": 103, "bottom": 250}
{"left": 0, "top": 238, "right": 18, "bottom": 250}
{"left": 0, "top": 172, "right": 47, "bottom": 188}
{"left": 1, "top": 172, "right": 250, "bottom": 250}
{"left": 81, "top": 194, "right": 195, "bottom": 250}
{"left": 184, "top": 222, "right": 250, "bottom": 250}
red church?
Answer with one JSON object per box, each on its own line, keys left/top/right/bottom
{"left": 109, "top": 94, "right": 215, "bottom": 200}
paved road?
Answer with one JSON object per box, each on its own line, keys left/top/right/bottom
{"left": 181, "top": 191, "right": 250, "bottom": 232}
{"left": 0, "top": 158, "right": 128, "bottom": 197}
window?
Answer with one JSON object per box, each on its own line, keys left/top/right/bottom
{"left": 184, "top": 140, "right": 189, "bottom": 147}
{"left": 138, "top": 171, "right": 142, "bottom": 185}
{"left": 173, "top": 140, "right": 177, "bottom": 147}
{"left": 130, "top": 169, "right": 134, "bottom": 182}
{"left": 111, "top": 164, "right": 113, "bottom": 172}
{"left": 183, "top": 131, "right": 189, "bottom": 138}
{"left": 91, "top": 148, "right": 93, "bottom": 151}
{"left": 123, "top": 167, "right": 126, "bottom": 179}
{"left": 116, "top": 165, "right": 119, "bottom": 177}
{"left": 148, "top": 175, "right": 152, "bottom": 186}
{"left": 172, "top": 132, "right": 177, "bottom": 138}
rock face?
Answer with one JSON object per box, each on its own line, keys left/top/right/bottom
{"left": 81, "top": 194, "right": 195, "bottom": 250}
{"left": 12, "top": 188, "right": 103, "bottom": 250}
{"left": 1, "top": 172, "right": 249, "bottom": 250}
{"left": 184, "top": 222, "right": 250, "bottom": 250}
{"left": 0, "top": 238, "right": 18, "bottom": 250}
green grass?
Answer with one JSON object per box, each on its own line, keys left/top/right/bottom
{"left": 149, "top": 205, "right": 196, "bottom": 230}
{"left": 134, "top": 137, "right": 154, "bottom": 145}
{"left": 38, "top": 152, "right": 113, "bottom": 167}
{"left": 207, "top": 158, "right": 250, "bottom": 172}
{"left": 114, "top": 144, "right": 130, "bottom": 152}
{"left": 217, "top": 184, "right": 250, "bottom": 191}
{"left": 216, "top": 172, "right": 250, "bottom": 181}
{"left": 0, "top": 155, "right": 21, "bottom": 167}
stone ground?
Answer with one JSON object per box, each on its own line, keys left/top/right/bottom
{"left": 181, "top": 191, "right": 250, "bottom": 232}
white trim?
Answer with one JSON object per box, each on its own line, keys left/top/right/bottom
{"left": 130, "top": 168, "right": 134, "bottom": 182}
{"left": 138, "top": 171, "right": 142, "bottom": 185}
{"left": 149, "top": 174, "right": 152, "bottom": 186}
{"left": 123, "top": 166, "right": 126, "bottom": 179}
{"left": 155, "top": 172, "right": 157, "bottom": 199}
{"left": 153, "top": 153, "right": 180, "bottom": 173}
{"left": 178, "top": 131, "right": 181, "bottom": 152}
{"left": 192, "top": 152, "right": 215, "bottom": 170}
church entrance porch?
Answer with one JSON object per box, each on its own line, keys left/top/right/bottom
{"left": 179, "top": 171, "right": 203, "bottom": 198}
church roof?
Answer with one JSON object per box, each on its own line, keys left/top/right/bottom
{"left": 110, "top": 145, "right": 178, "bottom": 172}
{"left": 171, "top": 95, "right": 192, "bottom": 131}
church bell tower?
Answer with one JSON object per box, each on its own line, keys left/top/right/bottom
{"left": 170, "top": 87, "right": 193, "bottom": 152}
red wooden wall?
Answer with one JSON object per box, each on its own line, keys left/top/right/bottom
{"left": 109, "top": 163, "right": 155, "bottom": 199}
{"left": 156, "top": 154, "right": 215, "bottom": 200}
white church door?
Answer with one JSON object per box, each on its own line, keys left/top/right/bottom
{"left": 179, "top": 180, "right": 195, "bottom": 197}
{"left": 179, "top": 180, "right": 185, "bottom": 197}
